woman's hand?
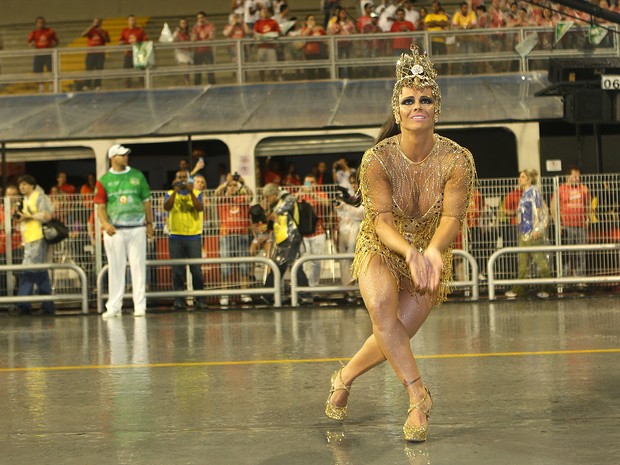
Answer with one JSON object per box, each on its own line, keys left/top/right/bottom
{"left": 424, "top": 246, "right": 443, "bottom": 291}
{"left": 406, "top": 246, "right": 442, "bottom": 293}
{"left": 405, "top": 246, "right": 429, "bottom": 291}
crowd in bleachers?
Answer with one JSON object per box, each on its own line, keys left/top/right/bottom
{"left": 10, "top": 0, "right": 616, "bottom": 91}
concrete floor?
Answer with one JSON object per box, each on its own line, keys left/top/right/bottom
{"left": 0, "top": 297, "right": 618, "bottom": 465}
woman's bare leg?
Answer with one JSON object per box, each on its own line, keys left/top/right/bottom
{"left": 330, "top": 256, "right": 433, "bottom": 426}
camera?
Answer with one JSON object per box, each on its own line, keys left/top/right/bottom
{"left": 232, "top": 172, "right": 240, "bottom": 182}
{"left": 174, "top": 181, "right": 186, "bottom": 188}
{"left": 13, "top": 199, "right": 23, "bottom": 220}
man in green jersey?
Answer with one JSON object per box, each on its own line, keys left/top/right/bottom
{"left": 94, "top": 144, "right": 154, "bottom": 318}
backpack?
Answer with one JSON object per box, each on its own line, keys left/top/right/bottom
{"left": 295, "top": 199, "right": 318, "bottom": 235}
{"left": 42, "top": 218, "right": 69, "bottom": 244}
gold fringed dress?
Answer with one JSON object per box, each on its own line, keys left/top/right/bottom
{"left": 351, "top": 134, "right": 477, "bottom": 308}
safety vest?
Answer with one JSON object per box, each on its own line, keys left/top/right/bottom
{"left": 21, "top": 190, "right": 44, "bottom": 243}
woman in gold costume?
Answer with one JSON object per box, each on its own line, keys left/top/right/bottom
{"left": 325, "top": 45, "right": 476, "bottom": 442}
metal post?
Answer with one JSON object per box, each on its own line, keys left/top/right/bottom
{"left": 593, "top": 123, "right": 603, "bottom": 172}
{"left": 237, "top": 40, "right": 244, "bottom": 84}
{"left": 52, "top": 49, "right": 60, "bottom": 93}
{"left": 329, "top": 37, "right": 337, "bottom": 80}
{"left": 552, "top": 176, "right": 563, "bottom": 293}
{"left": 1, "top": 142, "right": 6, "bottom": 190}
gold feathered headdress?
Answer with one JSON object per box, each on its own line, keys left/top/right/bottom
{"left": 392, "top": 45, "right": 441, "bottom": 123}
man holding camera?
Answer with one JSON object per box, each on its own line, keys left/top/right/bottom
{"left": 214, "top": 172, "right": 253, "bottom": 306}
{"left": 163, "top": 170, "right": 205, "bottom": 311}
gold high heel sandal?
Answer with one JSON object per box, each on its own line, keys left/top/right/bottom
{"left": 403, "top": 378, "right": 433, "bottom": 442}
{"left": 325, "top": 364, "right": 351, "bottom": 421}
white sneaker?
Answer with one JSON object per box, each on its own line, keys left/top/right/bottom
{"left": 536, "top": 291, "right": 549, "bottom": 299}
{"left": 101, "top": 309, "right": 121, "bottom": 319}
{"left": 219, "top": 297, "right": 229, "bottom": 306}
{"left": 133, "top": 309, "right": 146, "bottom": 317}
{"left": 505, "top": 291, "right": 517, "bottom": 298}
{"left": 241, "top": 295, "right": 252, "bottom": 303}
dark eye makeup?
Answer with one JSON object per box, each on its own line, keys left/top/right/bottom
{"left": 400, "top": 96, "right": 434, "bottom": 105}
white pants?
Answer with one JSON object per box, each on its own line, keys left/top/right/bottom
{"left": 103, "top": 227, "right": 147, "bottom": 314}
{"left": 338, "top": 222, "right": 360, "bottom": 285}
{"left": 303, "top": 233, "right": 326, "bottom": 287}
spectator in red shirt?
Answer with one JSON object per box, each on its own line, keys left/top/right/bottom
{"left": 301, "top": 14, "right": 327, "bottom": 79}
{"left": 192, "top": 11, "right": 216, "bottom": 85}
{"left": 263, "top": 158, "right": 282, "bottom": 186}
{"left": 119, "top": 15, "right": 147, "bottom": 88}
{"left": 551, "top": 167, "right": 591, "bottom": 278}
{"left": 223, "top": 13, "right": 251, "bottom": 62}
{"left": 390, "top": 7, "right": 416, "bottom": 55}
{"left": 27, "top": 16, "right": 58, "bottom": 92}
{"left": 80, "top": 173, "right": 97, "bottom": 212}
{"left": 357, "top": 3, "right": 375, "bottom": 32}
{"left": 314, "top": 161, "right": 329, "bottom": 185}
{"left": 173, "top": 18, "right": 193, "bottom": 86}
{"left": 81, "top": 18, "right": 110, "bottom": 90}
{"left": 361, "top": 12, "right": 382, "bottom": 76}
{"left": 282, "top": 162, "right": 302, "bottom": 187}
{"left": 53, "top": 172, "right": 76, "bottom": 195}
{"left": 297, "top": 174, "right": 330, "bottom": 287}
{"left": 328, "top": 7, "right": 356, "bottom": 78}
{"left": 0, "top": 184, "right": 22, "bottom": 259}
{"left": 214, "top": 174, "right": 254, "bottom": 305}
{"left": 253, "top": 7, "right": 282, "bottom": 81}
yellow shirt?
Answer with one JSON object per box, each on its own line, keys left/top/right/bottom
{"left": 452, "top": 10, "right": 477, "bottom": 29}
{"left": 424, "top": 13, "right": 448, "bottom": 42}
{"left": 21, "top": 190, "right": 44, "bottom": 243}
{"left": 166, "top": 189, "right": 203, "bottom": 237}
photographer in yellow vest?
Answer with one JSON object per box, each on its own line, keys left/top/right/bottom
{"left": 14, "top": 175, "right": 55, "bottom": 315}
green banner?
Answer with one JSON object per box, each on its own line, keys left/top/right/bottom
{"left": 554, "top": 21, "right": 573, "bottom": 44}
{"left": 588, "top": 25, "right": 608, "bottom": 45}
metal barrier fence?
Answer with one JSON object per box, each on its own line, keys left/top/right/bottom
{"left": 487, "top": 244, "right": 620, "bottom": 300}
{"left": 0, "top": 263, "right": 89, "bottom": 313}
{"left": 96, "top": 257, "right": 282, "bottom": 313}
{"left": 1, "top": 174, "right": 619, "bottom": 310}
{"left": 0, "top": 25, "right": 617, "bottom": 93}
{"left": 290, "top": 249, "right": 479, "bottom": 306}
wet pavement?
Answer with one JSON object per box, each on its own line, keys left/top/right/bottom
{"left": 0, "top": 297, "right": 618, "bottom": 465}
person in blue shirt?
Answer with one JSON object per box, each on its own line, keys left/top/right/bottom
{"left": 505, "top": 169, "right": 552, "bottom": 299}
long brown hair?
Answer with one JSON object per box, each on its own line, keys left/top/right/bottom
{"left": 375, "top": 113, "right": 400, "bottom": 144}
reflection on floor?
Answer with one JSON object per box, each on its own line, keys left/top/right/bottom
{"left": 0, "top": 297, "right": 618, "bottom": 465}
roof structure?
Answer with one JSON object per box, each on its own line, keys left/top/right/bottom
{"left": 0, "top": 72, "right": 562, "bottom": 143}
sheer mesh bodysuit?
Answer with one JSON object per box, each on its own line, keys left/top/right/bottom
{"left": 352, "top": 134, "right": 476, "bottom": 308}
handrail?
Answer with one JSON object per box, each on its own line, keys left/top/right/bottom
{"left": 0, "top": 25, "right": 617, "bottom": 90}
{"left": 0, "top": 263, "right": 89, "bottom": 314}
{"left": 290, "top": 253, "right": 357, "bottom": 307}
{"left": 96, "top": 256, "right": 282, "bottom": 313}
{"left": 453, "top": 249, "right": 479, "bottom": 300}
{"left": 290, "top": 250, "right": 479, "bottom": 306}
{"left": 487, "top": 243, "right": 620, "bottom": 300}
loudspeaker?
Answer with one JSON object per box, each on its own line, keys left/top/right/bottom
{"left": 563, "top": 90, "right": 613, "bottom": 124}
{"left": 549, "top": 58, "right": 620, "bottom": 83}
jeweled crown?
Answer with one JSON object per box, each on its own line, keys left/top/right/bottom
{"left": 395, "top": 45, "right": 438, "bottom": 84}
{"left": 392, "top": 45, "right": 442, "bottom": 122}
